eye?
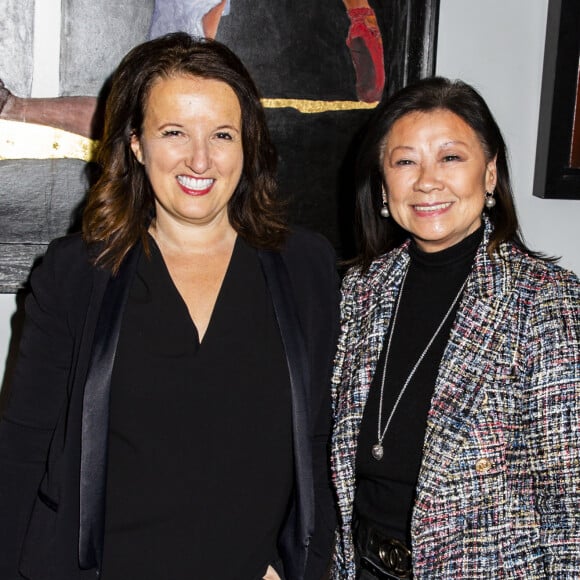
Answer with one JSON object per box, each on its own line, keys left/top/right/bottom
{"left": 395, "top": 158, "right": 414, "bottom": 166}
{"left": 442, "top": 154, "right": 461, "bottom": 162}
{"left": 215, "top": 131, "right": 233, "bottom": 140}
{"left": 161, "top": 129, "right": 184, "bottom": 138}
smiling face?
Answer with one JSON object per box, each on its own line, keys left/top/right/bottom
{"left": 381, "top": 109, "right": 497, "bottom": 252}
{"left": 130, "top": 74, "right": 243, "bottom": 232}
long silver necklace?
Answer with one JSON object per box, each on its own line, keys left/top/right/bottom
{"left": 371, "top": 269, "right": 468, "bottom": 461}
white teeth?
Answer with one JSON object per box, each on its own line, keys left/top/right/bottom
{"left": 177, "top": 176, "right": 214, "bottom": 190}
{"left": 414, "top": 202, "right": 451, "bottom": 212}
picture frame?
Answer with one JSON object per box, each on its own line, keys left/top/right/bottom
{"left": 0, "top": 0, "right": 440, "bottom": 293}
{"left": 533, "top": 0, "right": 580, "bottom": 199}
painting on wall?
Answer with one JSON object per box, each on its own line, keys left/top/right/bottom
{"left": 0, "top": 0, "right": 440, "bottom": 293}
{"left": 533, "top": 0, "right": 580, "bottom": 200}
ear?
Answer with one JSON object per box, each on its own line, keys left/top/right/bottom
{"left": 485, "top": 155, "right": 497, "bottom": 192}
{"left": 381, "top": 184, "right": 388, "bottom": 203}
{"left": 130, "top": 133, "right": 144, "bottom": 165}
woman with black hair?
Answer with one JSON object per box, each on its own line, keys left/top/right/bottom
{"left": 331, "top": 76, "right": 580, "bottom": 579}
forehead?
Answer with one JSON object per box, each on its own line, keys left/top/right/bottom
{"left": 387, "top": 109, "right": 479, "bottom": 143}
{"left": 144, "top": 74, "right": 242, "bottom": 119}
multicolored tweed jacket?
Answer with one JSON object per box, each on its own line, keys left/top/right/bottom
{"left": 330, "top": 221, "right": 580, "bottom": 578}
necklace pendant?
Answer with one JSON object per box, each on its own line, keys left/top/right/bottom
{"left": 372, "top": 443, "right": 384, "bottom": 461}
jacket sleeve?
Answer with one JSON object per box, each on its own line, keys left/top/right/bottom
{"left": 306, "top": 245, "right": 341, "bottom": 580}
{"left": 284, "top": 231, "right": 340, "bottom": 580}
{"left": 524, "top": 268, "right": 580, "bottom": 576}
{"left": 0, "top": 239, "right": 77, "bottom": 578}
{"left": 328, "top": 269, "right": 361, "bottom": 577}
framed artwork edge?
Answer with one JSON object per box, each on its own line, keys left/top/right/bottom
{"left": 533, "top": 0, "right": 580, "bottom": 200}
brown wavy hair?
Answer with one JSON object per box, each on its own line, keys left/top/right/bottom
{"left": 83, "top": 32, "right": 287, "bottom": 273}
{"left": 353, "top": 76, "right": 551, "bottom": 271}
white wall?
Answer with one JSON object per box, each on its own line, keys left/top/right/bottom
{"left": 1, "top": 0, "right": 578, "bottom": 387}
{"left": 0, "top": 294, "right": 16, "bottom": 383}
{"left": 436, "top": 0, "right": 580, "bottom": 274}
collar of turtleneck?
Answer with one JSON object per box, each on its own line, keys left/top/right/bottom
{"left": 409, "top": 223, "right": 484, "bottom": 270}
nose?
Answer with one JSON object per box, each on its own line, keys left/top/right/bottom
{"left": 413, "top": 161, "right": 443, "bottom": 193}
{"left": 185, "top": 139, "right": 211, "bottom": 174}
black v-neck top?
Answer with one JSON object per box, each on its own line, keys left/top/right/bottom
{"left": 101, "top": 236, "right": 293, "bottom": 579}
{"left": 355, "top": 226, "right": 483, "bottom": 543}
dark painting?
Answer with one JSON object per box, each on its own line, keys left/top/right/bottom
{"left": 0, "top": 0, "right": 439, "bottom": 292}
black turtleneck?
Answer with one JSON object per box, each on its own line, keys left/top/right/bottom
{"left": 355, "top": 225, "right": 483, "bottom": 543}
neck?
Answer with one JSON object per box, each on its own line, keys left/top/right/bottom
{"left": 149, "top": 215, "right": 237, "bottom": 257}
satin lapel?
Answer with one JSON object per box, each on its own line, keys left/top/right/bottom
{"left": 258, "top": 250, "right": 311, "bottom": 580}
{"left": 78, "top": 245, "right": 140, "bottom": 570}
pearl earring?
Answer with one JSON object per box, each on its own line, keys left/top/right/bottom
{"left": 484, "top": 191, "right": 496, "bottom": 209}
{"left": 380, "top": 200, "right": 390, "bottom": 218}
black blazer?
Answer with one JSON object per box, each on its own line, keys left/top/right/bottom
{"left": 0, "top": 229, "right": 339, "bottom": 580}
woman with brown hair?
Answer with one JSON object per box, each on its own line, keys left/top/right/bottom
{"left": 0, "top": 32, "right": 338, "bottom": 580}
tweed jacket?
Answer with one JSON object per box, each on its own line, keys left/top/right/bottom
{"left": 331, "top": 221, "right": 580, "bottom": 578}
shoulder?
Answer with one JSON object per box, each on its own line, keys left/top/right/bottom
{"left": 276, "top": 227, "right": 338, "bottom": 287}
{"left": 271, "top": 227, "right": 340, "bottom": 317}
{"left": 41, "top": 233, "right": 93, "bottom": 270}
{"left": 341, "top": 243, "right": 409, "bottom": 298}
{"left": 281, "top": 227, "right": 336, "bottom": 265}
{"left": 495, "top": 245, "right": 580, "bottom": 342}
{"left": 499, "top": 243, "right": 579, "bottom": 301}
{"left": 28, "top": 233, "right": 105, "bottom": 302}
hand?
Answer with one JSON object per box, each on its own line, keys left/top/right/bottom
{"left": 0, "top": 79, "right": 13, "bottom": 114}
{"left": 263, "top": 565, "right": 282, "bottom": 580}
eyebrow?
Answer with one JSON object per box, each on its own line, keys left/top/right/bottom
{"left": 388, "top": 145, "right": 414, "bottom": 153}
{"left": 440, "top": 140, "right": 469, "bottom": 148}
{"left": 157, "top": 122, "right": 185, "bottom": 130}
{"left": 214, "top": 124, "right": 241, "bottom": 132}
{"left": 388, "top": 140, "right": 470, "bottom": 155}
{"left": 155, "top": 122, "right": 241, "bottom": 132}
